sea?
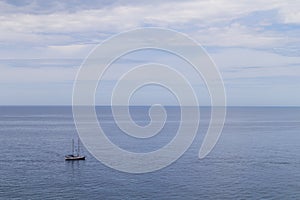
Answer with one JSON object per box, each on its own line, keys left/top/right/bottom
{"left": 0, "top": 106, "right": 300, "bottom": 199}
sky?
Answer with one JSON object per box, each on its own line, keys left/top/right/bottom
{"left": 0, "top": 0, "right": 299, "bottom": 106}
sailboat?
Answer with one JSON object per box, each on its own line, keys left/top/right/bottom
{"left": 65, "top": 138, "right": 86, "bottom": 161}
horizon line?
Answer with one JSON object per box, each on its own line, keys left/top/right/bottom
{"left": 1, "top": 105, "right": 300, "bottom": 108}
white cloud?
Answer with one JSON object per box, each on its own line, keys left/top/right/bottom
{"left": 46, "top": 44, "right": 95, "bottom": 58}
{"left": 194, "top": 23, "right": 284, "bottom": 48}
{"left": 0, "top": 0, "right": 299, "bottom": 48}
{"left": 0, "top": 0, "right": 299, "bottom": 105}
{"left": 278, "top": 1, "right": 300, "bottom": 24}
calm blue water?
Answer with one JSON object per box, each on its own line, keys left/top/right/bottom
{"left": 1, "top": 106, "right": 300, "bottom": 199}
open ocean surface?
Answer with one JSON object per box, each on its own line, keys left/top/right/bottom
{"left": 1, "top": 106, "right": 300, "bottom": 199}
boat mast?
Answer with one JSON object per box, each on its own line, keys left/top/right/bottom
{"left": 77, "top": 138, "right": 80, "bottom": 156}
{"left": 72, "top": 139, "right": 74, "bottom": 155}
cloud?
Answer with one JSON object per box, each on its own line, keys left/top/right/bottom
{"left": 194, "top": 23, "right": 284, "bottom": 48}
{"left": 0, "top": 0, "right": 299, "bottom": 105}
{"left": 0, "top": 0, "right": 299, "bottom": 48}
{"left": 210, "top": 48, "right": 300, "bottom": 78}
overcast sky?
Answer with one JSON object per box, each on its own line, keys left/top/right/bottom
{"left": 0, "top": 0, "right": 299, "bottom": 106}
